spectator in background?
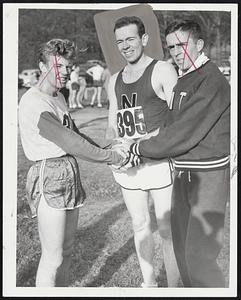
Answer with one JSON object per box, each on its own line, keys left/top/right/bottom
{"left": 69, "top": 65, "right": 83, "bottom": 109}
{"left": 101, "top": 64, "right": 111, "bottom": 108}
{"left": 60, "top": 86, "right": 70, "bottom": 106}
{"left": 86, "top": 62, "right": 104, "bottom": 108}
{"left": 77, "top": 68, "right": 87, "bottom": 107}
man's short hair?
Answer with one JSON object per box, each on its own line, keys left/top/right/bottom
{"left": 165, "top": 19, "right": 204, "bottom": 41}
{"left": 114, "top": 16, "right": 146, "bottom": 38}
{"left": 38, "top": 39, "right": 77, "bottom": 65}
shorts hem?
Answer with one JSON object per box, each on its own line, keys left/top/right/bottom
{"left": 30, "top": 202, "right": 85, "bottom": 219}
{"left": 118, "top": 182, "right": 173, "bottom": 191}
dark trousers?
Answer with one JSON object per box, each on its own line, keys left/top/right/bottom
{"left": 171, "top": 168, "right": 229, "bottom": 287}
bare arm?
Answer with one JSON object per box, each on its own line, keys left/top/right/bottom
{"left": 86, "top": 67, "right": 94, "bottom": 77}
{"left": 105, "top": 73, "right": 119, "bottom": 140}
{"left": 152, "top": 61, "right": 178, "bottom": 106}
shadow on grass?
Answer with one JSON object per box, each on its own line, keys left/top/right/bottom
{"left": 71, "top": 202, "right": 135, "bottom": 286}
{"left": 86, "top": 237, "right": 135, "bottom": 287}
{"left": 73, "top": 202, "right": 169, "bottom": 287}
{"left": 16, "top": 202, "right": 129, "bottom": 287}
{"left": 16, "top": 216, "right": 40, "bottom": 287}
{"left": 86, "top": 204, "right": 169, "bottom": 287}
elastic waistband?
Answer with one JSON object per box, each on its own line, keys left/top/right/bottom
{"left": 174, "top": 156, "right": 230, "bottom": 171}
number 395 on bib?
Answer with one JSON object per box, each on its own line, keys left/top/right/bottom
{"left": 117, "top": 106, "right": 147, "bottom": 139}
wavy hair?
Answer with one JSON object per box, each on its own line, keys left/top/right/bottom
{"left": 114, "top": 16, "right": 146, "bottom": 38}
{"left": 38, "top": 39, "right": 78, "bottom": 65}
{"left": 165, "top": 19, "right": 204, "bottom": 41}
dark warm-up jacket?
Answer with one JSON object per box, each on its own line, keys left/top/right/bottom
{"left": 132, "top": 60, "right": 230, "bottom": 171}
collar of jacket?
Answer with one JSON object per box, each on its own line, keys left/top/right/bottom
{"left": 178, "top": 52, "right": 210, "bottom": 78}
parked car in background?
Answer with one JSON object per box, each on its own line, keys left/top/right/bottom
{"left": 18, "top": 69, "right": 40, "bottom": 88}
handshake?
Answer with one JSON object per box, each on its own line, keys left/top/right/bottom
{"left": 110, "top": 138, "right": 142, "bottom": 172}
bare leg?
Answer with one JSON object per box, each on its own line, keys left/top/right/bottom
{"left": 76, "top": 80, "right": 86, "bottom": 108}
{"left": 97, "top": 86, "right": 102, "bottom": 107}
{"left": 68, "top": 88, "right": 74, "bottom": 108}
{"left": 36, "top": 195, "right": 66, "bottom": 287}
{"left": 55, "top": 208, "right": 79, "bottom": 286}
{"left": 121, "top": 188, "right": 157, "bottom": 286}
{"left": 36, "top": 195, "right": 79, "bottom": 286}
{"left": 151, "top": 185, "right": 180, "bottom": 287}
{"left": 84, "top": 88, "right": 88, "bottom": 101}
{"left": 76, "top": 89, "right": 83, "bottom": 108}
{"left": 72, "top": 90, "right": 78, "bottom": 108}
{"left": 90, "top": 87, "right": 97, "bottom": 106}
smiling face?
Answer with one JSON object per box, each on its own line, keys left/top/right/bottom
{"left": 115, "top": 24, "right": 147, "bottom": 65}
{"left": 166, "top": 29, "right": 203, "bottom": 72}
{"left": 41, "top": 55, "right": 72, "bottom": 89}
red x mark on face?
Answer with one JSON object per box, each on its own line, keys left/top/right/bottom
{"left": 39, "top": 55, "right": 62, "bottom": 89}
{"left": 53, "top": 55, "right": 62, "bottom": 88}
{"left": 173, "top": 31, "right": 201, "bottom": 74}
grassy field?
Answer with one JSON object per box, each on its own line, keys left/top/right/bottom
{"left": 16, "top": 89, "right": 230, "bottom": 288}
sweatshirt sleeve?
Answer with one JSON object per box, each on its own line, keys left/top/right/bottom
{"left": 72, "top": 121, "right": 100, "bottom": 147}
{"left": 72, "top": 121, "right": 113, "bottom": 149}
{"left": 139, "top": 72, "right": 230, "bottom": 159}
{"left": 37, "top": 111, "right": 123, "bottom": 164}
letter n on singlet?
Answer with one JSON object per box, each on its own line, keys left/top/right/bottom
{"left": 121, "top": 93, "right": 137, "bottom": 109}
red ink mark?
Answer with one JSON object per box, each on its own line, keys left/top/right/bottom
{"left": 182, "top": 31, "right": 191, "bottom": 71}
{"left": 53, "top": 55, "right": 62, "bottom": 89}
{"left": 174, "top": 32, "right": 201, "bottom": 75}
{"left": 38, "top": 55, "right": 62, "bottom": 90}
{"left": 38, "top": 64, "right": 55, "bottom": 86}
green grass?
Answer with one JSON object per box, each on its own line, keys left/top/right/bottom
{"left": 16, "top": 89, "right": 230, "bottom": 287}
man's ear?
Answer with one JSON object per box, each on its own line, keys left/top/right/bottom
{"left": 142, "top": 33, "right": 149, "bottom": 47}
{"left": 197, "top": 39, "right": 204, "bottom": 52}
{"left": 39, "top": 61, "right": 48, "bottom": 73}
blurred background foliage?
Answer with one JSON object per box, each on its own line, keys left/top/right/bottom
{"left": 19, "top": 9, "right": 231, "bottom": 71}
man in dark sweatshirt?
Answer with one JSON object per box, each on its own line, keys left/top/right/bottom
{"left": 120, "top": 19, "right": 230, "bottom": 287}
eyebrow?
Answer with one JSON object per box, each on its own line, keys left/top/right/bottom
{"left": 167, "top": 42, "right": 188, "bottom": 49}
{"left": 116, "top": 36, "right": 136, "bottom": 43}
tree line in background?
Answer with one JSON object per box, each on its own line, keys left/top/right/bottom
{"left": 19, "top": 8, "right": 231, "bottom": 71}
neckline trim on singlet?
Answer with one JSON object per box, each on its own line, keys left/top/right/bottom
{"left": 31, "top": 86, "right": 67, "bottom": 112}
{"left": 120, "top": 59, "right": 157, "bottom": 85}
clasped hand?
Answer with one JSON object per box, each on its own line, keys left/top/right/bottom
{"left": 110, "top": 138, "right": 141, "bottom": 172}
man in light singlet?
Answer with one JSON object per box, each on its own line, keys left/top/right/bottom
{"left": 18, "top": 38, "right": 135, "bottom": 287}
{"left": 106, "top": 16, "right": 180, "bottom": 287}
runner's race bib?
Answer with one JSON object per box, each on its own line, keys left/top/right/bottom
{"left": 117, "top": 106, "right": 147, "bottom": 139}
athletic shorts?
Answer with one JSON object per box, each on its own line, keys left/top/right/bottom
{"left": 26, "top": 155, "right": 86, "bottom": 218}
{"left": 93, "top": 80, "right": 102, "bottom": 87}
{"left": 112, "top": 159, "right": 173, "bottom": 190}
{"left": 71, "top": 82, "right": 80, "bottom": 90}
{"left": 112, "top": 128, "right": 173, "bottom": 190}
